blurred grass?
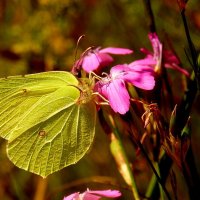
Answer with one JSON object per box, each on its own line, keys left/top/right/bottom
{"left": 0, "top": 0, "right": 200, "bottom": 199}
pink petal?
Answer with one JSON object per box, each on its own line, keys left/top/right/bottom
{"left": 96, "top": 78, "right": 130, "bottom": 114}
{"left": 163, "top": 50, "right": 180, "bottom": 65}
{"left": 106, "top": 80, "right": 130, "bottom": 114}
{"left": 110, "top": 64, "right": 155, "bottom": 90}
{"left": 148, "top": 33, "right": 162, "bottom": 61}
{"left": 88, "top": 190, "right": 121, "bottom": 198}
{"left": 129, "top": 57, "right": 156, "bottom": 66}
{"left": 97, "top": 53, "right": 114, "bottom": 66}
{"left": 164, "top": 63, "right": 190, "bottom": 77}
{"left": 100, "top": 47, "right": 133, "bottom": 55}
{"left": 110, "top": 64, "right": 129, "bottom": 78}
{"left": 63, "top": 192, "right": 80, "bottom": 200}
{"left": 163, "top": 50, "right": 189, "bottom": 76}
{"left": 128, "top": 63, "right": 154, "bottom": 73}
{"left": 125, "top": 68, "right": 155, "bottom": 90}
{"left": 140, "top": 47, "right": 152, "bottom": 56}
{"left": 83, "top": 193, "right": 101, "bottom": 200}
{"left": 82, "top": 53, "right": 101, "bottom": 72}
{"left": 126, "top": 71, "right": 155, "bottom": 90}
{"left": 63, "top": 190, "right": 121, "bottom": 200}
{"left": 148, "top": 32, "right": 159, "bottom": 41}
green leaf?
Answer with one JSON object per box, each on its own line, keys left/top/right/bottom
{"left": 0, "top": 71, "right": 96, "bottom": 178}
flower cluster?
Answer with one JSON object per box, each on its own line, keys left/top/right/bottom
{"left": 75, "top": 33, "right": 189, "bottom": 115}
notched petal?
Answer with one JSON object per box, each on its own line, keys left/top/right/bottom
{"left": 100, "top": 47, "right": 133, "bottom": 55}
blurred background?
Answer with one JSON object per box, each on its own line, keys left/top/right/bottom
{"left": 0, "top": 0, "right": 200, "bottom": 199}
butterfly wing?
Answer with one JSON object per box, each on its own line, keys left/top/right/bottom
{"left": 0, "top": 71, "right": 96, "bottom": 177}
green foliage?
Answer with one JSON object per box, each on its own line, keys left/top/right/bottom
{"left": 0, "top": 71, "right": 96, "bottom": 177}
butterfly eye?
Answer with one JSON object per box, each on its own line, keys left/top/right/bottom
{"left": 38, "top": 130, "right": 46, "bottom": 137}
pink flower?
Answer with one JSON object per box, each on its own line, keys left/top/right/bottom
{"left": 63, "top": 189, "right": 121, "bottom": 200}
{"left": 95, "top": 64, "right": 155, "bottom": 114}
{"left": 76, "top": 47, "right": 133, "bottom": 72}
{"left": 139, "top": 33, "right": 189, "bottom": 76}
{"left": 163, "top": 50, "right": 190, "bottom": 76}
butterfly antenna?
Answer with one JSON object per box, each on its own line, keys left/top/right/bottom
{"left": 72, "top": 35, "right": 85, "bottom": 76}
{"left": 74, "top": 35, "right": 85, "bottom": 66}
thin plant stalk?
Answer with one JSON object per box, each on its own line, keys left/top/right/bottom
{"left": 155, "top": 162, "right": 165, "bottom": 200}
{"left": 142, "top": 0, "right": 156, "bottom": 33}
{"left": 134, "top": 139, "right": 171, "bottom": 200}
{"left": 108, "top": 114, "right": 140, "bottom": 200}
{"left": 33, "top": 177, "right": 48, "bottom": 200}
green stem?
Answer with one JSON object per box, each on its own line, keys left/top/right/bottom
{"left": 173, "top": 72, "right": 197, "bottom": 135}
{"left": 142, "top": 0, "right": 156, "bottom": 33}
{"left": 146, "top": 172, "right": 157, "bottom": 198}
{"left": 135, "top": 140, "right": 171, "bottom": 200}
{"left": 147, "top": 153, "right": 172, "bottom": 200}
{"left": 33, "top": 177, "right": 48, "bottom": 200}
{"left": 155, "top": 162, "right": 165, "bottom": 200}
{"left": 181, "top": 9, "right": 198, "bottom": 73}
{"left": 109, "top": 115, "right": 140, "bottom": 200}
{"left": 178, "top": 9, "right": 200, "bottom": 198}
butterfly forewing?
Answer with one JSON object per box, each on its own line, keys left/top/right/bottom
{"left": 0, "top": 71, "right": 79, "bottom": 140}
